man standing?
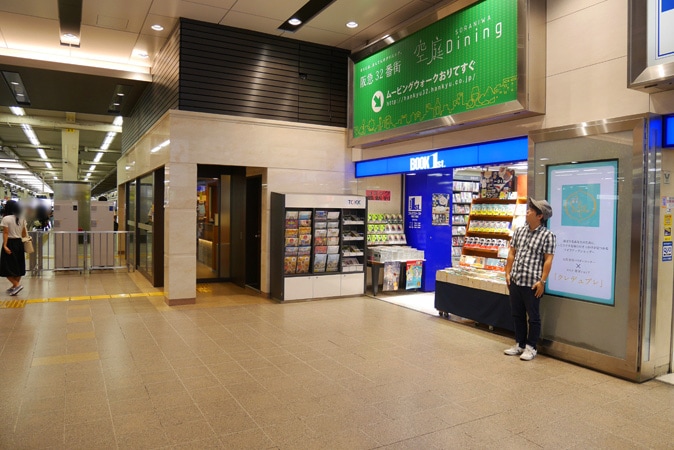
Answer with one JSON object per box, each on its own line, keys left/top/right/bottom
{"left": 504, "top": 198, "right": 556, "bottom": 361}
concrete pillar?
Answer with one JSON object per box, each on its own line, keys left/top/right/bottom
{"left": 62, "top": 129, "right": 79, "bottom": 181}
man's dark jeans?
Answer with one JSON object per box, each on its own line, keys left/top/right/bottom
{"left": 509, "top": 282, "right": 541, "bottom": 349}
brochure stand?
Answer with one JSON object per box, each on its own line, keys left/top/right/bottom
{"left": 270, "top": 193, "right": 367, "bottom": 301}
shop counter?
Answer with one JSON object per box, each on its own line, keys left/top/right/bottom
{"left": 434, "top": 268, "right": 513, "bottom": 331}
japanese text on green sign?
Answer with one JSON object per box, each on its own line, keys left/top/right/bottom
{"left": 352, "top": 0, "right": 518, "bottom": 138}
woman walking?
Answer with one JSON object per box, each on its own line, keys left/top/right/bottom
{"left": 1, "top": 200, "right": 27, "bottom": 295}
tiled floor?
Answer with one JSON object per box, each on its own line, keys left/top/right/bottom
{"left": 2, "top": 271, "right": 674, "bottom": 449}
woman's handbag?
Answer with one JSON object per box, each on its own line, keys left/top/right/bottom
{"left": 22, "top": 236, "right": 34, "bottom": 254}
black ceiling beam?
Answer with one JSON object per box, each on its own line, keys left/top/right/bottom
{"left": 58, "top": 0, "right": 82, "bottom": 46}
{"left": 278, "top": 0, "right": 337, "bottom": 32}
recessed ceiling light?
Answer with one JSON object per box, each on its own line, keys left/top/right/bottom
{"left": 135, "top": 51, "right": 149, "bottom": 59}
{"left": 288, "top": 18, "right": 302, "bottom": 26}
{"left": 151, "top": 24, "right": 164, "bottom": 31}
{"left": 346, "top": 21, "right": 358, "bottom": 28}
{"left": 62, "top": 33, "right": 77, "bottom": 39}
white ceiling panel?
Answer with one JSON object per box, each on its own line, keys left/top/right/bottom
{"left": 0, "top": 0, "right": 57, "bottom": 19}
{"left": 219, "top": 11, "right": 289, "bottom": 37}
{"left": 82, "top": 0, "right": 153, "bottom": 32}
{"left": 75, "top": 25, "right": 139, "bottom": 63}
{"left": 149, "top": 0, "right": 229, "bottom": 24}
{"left": 0, "top": 13, "right": 64, "bottom": 53}
{"left": 228, "top": 0, "right": 306, "bottom": 21}
{"left": 290, "top": 25, "right": 352, "bottom": 49}
{"left": 309, "top": 0, "right": 420, "bottom": 34}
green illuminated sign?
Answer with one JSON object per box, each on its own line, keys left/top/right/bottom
{"left": 352, "top": 0, "right": 518, "bottom": 139}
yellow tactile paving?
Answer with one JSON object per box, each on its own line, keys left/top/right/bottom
{"left": 67, "top": 316, "right": 92, "bottom": 323}
{"left": 0, "top": 299, "right": 27, "bottom": 308}
{"left": 67, "top": 332, "right": 95, "bottom": 340}
{"left": 31, "top": 351, "right": 99, "bottom": 367}
{"left": 2, "top": 292, "right": 166, "bottom": 308}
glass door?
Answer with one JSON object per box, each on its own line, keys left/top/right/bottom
{"left": 197, "top": 177, "right": 220, "bottom": 280}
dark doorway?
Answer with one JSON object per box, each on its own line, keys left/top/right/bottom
{"left": 246, "top": 176, "right": 262, "bottom": 290}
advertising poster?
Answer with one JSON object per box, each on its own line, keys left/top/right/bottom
{"left": 383, "top": 261, "right": 401, "bottom": 291}
{"left": 405, "top": 260, "right": 423, "bottom": 289}
{"left": 366, "top": 190, "right": 391, "bottom": 201}
{"left": 432, "top": 193, "right": 450, "bottom": 225}
{"left": 480, "top": 167, "right": 516, "bottom": 198}
{"left": 546, "top": 161, "right": 618, "bottom": 305}
{"left": 352, "top": 0, "right": 518, "bottom": 139}
{"left": 407, "top": 195, "right": 422, "bottom": 229}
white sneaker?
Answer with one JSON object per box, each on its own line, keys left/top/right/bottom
{"left": 504, "top": 344, "right": 524, "bottom": 356}
{"left": 520, "top": 345, "right": 537, "bottom": 361}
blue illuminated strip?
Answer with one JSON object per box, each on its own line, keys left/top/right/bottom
{"left": 665, "top": 116, "right": 674, "bottom": 147}
{"left": 355, "top": 137, "right": 528, "bottom": 177}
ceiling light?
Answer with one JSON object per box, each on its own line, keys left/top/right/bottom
{"left": 9, "top": 106, "right": 25, "bottom": 116}
{"left": 45, "top": 162, "right": 53, "bottom": 169}
{"left": 346, "top": 21, "right": 358, "bottom": 28}
{"left": 108, "top": 85, "right": 131, "bottom": 113}
{"left": 58, "top": 0, "right": 82, "bottom": 47}
{"left": 21, "top": 124, "right": 40, "bottom": 146}
{"left": 88, "top": 165, "right": 96, "bottom": 172}
{"left": 53, "top": 176, "right": 58, "bottom": 180}
{"left": 279, "top": 0, "right": 337, "bottom": 32}
{"left": 2, "top": 72, "right": 30, "bottom": 105}
{"left": 113, "top": 116, "right": 123, "bottom": 126}
{"left": 135, "top": 51, "right": 149, "bottom": 59}
{"left": 151, "top": 24, "right": 164, "bottom": 31}
{"left": 37, "top": 148, "right": 47, "bottom": 159}
{"left": 93, "top": 152, "right": 103, "bottom": 163}
{"left": 100, "top": 132, "right": 116, "bottom": 150}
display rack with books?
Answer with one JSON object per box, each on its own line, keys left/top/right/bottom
{"left": 367, "top": 213, "right": 406, "bottom": 245}
{"left": 342, "top": 209, "right": 366, "bottom": 272}
{"left": 271, "top": 193, "right": 367, "bottom": 301}
{"left": 458, "top": 197, "right": 527, "bottom": 271}
{"left": 451, "top": 180, "right": 480, "bottom": 264}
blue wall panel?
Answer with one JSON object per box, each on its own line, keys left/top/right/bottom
{"left": 405, "top": 172, "right": 454, "bottom": 291}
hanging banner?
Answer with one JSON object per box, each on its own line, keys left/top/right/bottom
{"left": 546, "top": 161, "right": 618, "bottom": 305}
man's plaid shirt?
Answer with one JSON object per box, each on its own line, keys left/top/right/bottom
{"left": 509, "top": 224, "right": 556, "bottom": 287}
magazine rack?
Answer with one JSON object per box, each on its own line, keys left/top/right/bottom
{"left": 270, "top": 193, "right": 367, "bottom": 301}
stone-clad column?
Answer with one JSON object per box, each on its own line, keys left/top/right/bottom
{"left": 164, "top": 162, "right": 197, "bottom": 305}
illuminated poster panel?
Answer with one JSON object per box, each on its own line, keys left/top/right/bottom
{"left": 546, "top": 161, "right": 618, "bottom": 305}
{"left": 352, "top": 0, "right": 518, "bottom": 139}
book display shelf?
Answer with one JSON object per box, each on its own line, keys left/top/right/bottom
{"left": 435, "top": 196, "right": 527, "bottom": 330}
{"left": 451, "top": 180, "right": 479, "bottom": 265}
{"left": 271, "top": 193, "right": 367, "bottom": 301}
